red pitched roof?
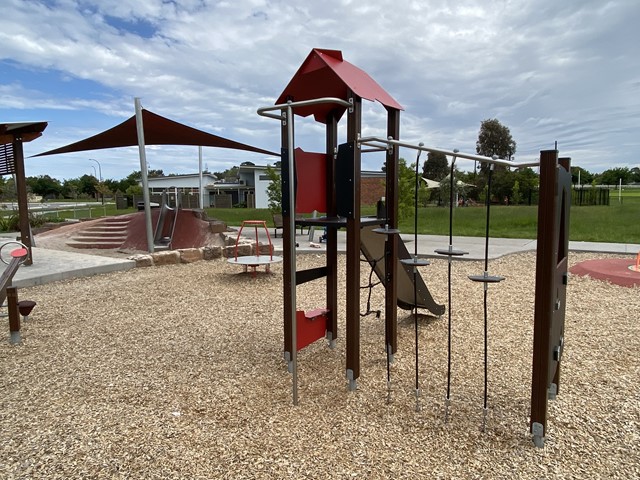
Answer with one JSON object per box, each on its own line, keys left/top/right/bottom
{"left": 276, "top": 49, "right": 403, "bottom": 123}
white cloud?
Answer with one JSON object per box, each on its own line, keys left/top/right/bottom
{"left": 1, "top": 0, "right": 637, "bottom": 179}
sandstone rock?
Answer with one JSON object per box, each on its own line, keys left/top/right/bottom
{"left": 128, "top": 254, "right": 154, "bottom": 267}
{"left": 179, "top": 248, "right": 203, "bottom": 264}
{"left": 152, "top": 250, "right": 181, "bottom": 265}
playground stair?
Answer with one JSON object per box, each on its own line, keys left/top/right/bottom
{"left": 66, "top": 217, "right": 130, "bottom": 250}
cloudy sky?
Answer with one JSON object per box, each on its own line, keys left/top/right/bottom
{"left": 1, "top": 0, "right": 638, "bottom": 181}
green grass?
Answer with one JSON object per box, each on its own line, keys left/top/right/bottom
{"left": 205, "top": 208, "right": 275, "bottom": 226}
{"left": 205, "top": 201, "right": 640, "bottom": 244}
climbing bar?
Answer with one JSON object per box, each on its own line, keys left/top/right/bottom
{"left": 359, "top": 136, "right": 540, "bottom": 169}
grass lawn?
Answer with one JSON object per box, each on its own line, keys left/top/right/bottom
{"left": 5, "top": 193, "right": 635, "bottom": 244}
{"left": 205, "top": 197, "right": 640, "bottom": 244}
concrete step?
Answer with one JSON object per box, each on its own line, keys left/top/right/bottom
{"left": 84, "top": 225, "right": 129, "bottom": 232}
{"left": 104, "top": 217, "right": 131, "bottom": 223}
{"left": 66, "top": 239, "right": 125, "bottom": 249}
{"left": 65, "top": 216, "right": 132, "bottom": 250}
{"left": 72, "top": 235, "right": 127, "bottom": 242}
{"left": 75, "top": 230, "right": 127, "bottom": 238}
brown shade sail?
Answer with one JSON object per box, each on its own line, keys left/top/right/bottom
{"left": 32, "top": 109, "right": 277, "bottom": 157}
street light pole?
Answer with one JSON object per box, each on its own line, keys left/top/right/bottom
{"left": 89, "top": 158, "right": 103, "bottom": 205}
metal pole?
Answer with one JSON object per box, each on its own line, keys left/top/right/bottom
{"left": 134, "top": 97, "right": 154, "bottom": 253}
{"left": 413, "top": 149, "right": 421, "bottom": 412}
{"left": 286, "top": 103, "right": 298, "bottom": 405}
{"left": 619, "top": 178, "right": 622, "bottom": 204}
{"left": 198, "top": 146, "right": 204, "bottom": 209}
{"left": 89, "top": 159, "right": 103, "bottom": 204}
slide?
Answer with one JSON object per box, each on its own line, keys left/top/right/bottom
{"left": 360, "top": 225, "right": 445, "bottom": 316}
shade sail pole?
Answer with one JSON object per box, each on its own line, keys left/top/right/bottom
{"left": 134, "top": 97, "right": 154, "bottom": 253}
{"left": 198, "top": 146, "right": 204, "bottom": 209}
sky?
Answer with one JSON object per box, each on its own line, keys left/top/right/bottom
{"left": 1, "top": 0, "right": 638, "bottom": 181}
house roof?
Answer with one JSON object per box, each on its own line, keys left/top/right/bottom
{"left": 32, "top": 109, "right": 277, "bottom": 158}
{"left": 276, "top": 48, "right": 403, "bottom": 124}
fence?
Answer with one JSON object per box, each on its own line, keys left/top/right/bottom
{"left": 572, "top": 187, "right": 610, "bottom": 206}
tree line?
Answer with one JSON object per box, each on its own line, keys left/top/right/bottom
{"left": 421, "top": 118, "right": 640, "bottom": 207}
{"left": 0, "top": 169, "right": 167, "bottom": 201}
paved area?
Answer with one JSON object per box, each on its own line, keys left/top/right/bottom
{"left": 1, "top": 229, "right": 638, "bottom": 289}
{"left": 251, "top": 227, "right": 640, "bottom": 260}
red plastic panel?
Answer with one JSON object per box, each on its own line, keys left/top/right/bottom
{"left": 295, "top": 148, "right": 326, "bottom": 214}
{"left": 296, "top": 310, "right": 327, "bottom": 351}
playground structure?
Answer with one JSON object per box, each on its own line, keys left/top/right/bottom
{"left": 153, "top": 188, "right": 180, "bottom": 251}
{"left": 258, "top": 48, "right": 571, "bottom": 447}
{"left": 0, "top": 242, "right": 37, "bottom": 344}
{"left": 227, "top": 220, "right": 283, "bottom": 276}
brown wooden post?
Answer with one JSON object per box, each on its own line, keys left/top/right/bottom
{"left": 325, "top": 112, "right": 339, "bottom": 346}
{"left": 345, "top": 92, "right": 362, "bottom": 390}
{"left": 530, "top": 150, "right": 572, "bottom": 447}
{"left": 385, "top": 107, "right": 400, "bottom": 356}
{"left": 12, "top": 138, "right": 33, "bottom": 265}
{"left": 8, "top": 286, "right": 21, "bottom": 344}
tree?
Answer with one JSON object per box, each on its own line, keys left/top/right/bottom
{"left": 0, "top": 176, "right": 16, "bottom": 201}
{"left": 513, "top": 167, "right": 539, "bottom": 204}
{"left": 598, "top": 167, "right": 631, "bottom": 185}
{"left": 78, "top": 174, "right": 99, "bottom": 198}
{"left": 213, "top": 166, "right": 239, "bottom": 181}
{"left": 490, "top": 168, "right": 515, "bottom": 204}
{"left": 265, "top": 165, "right": 282, "bottom": 213}
{"left": 476, "top": 118, "right": 516, "bottom": 173}
{"left": 26, "top": 175, "right": 63, "bottom": 199}
{"left": 630, "top": 167, "right": 640, "bottom": 183}
{"left": 422, "top": 152, "right": 449, "bottom": 181}
{"left": 62, "top": 178, "right": 81, "bottom": 199}
{"left": 397, "top": 158, "right": 417, "bottom": 220}
{"left": 571, "top": 166, "right": 594, "bottom": 186}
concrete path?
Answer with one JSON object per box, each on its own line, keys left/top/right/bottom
{"left": 237, "top": 226, "right": 640, "bottom": 261}
{"left": 1, "top": 229, "right": 638, "bottom": 289}
{"left": 0, "top": 239, "right": 136, "bottom": 288}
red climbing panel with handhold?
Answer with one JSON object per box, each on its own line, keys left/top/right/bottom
{"left": 296, "top": 309, "right": 328, "bottom": 351}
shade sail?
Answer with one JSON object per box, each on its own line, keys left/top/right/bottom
{"left": 276, "top": 49, "right": 403, "bottom": 124}
{"left": 32, "top": 109, "right": 277, "bottom": 157}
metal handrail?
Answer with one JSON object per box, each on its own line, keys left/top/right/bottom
{"left": 257, "top": 97, "right": 353, "bottom": 120}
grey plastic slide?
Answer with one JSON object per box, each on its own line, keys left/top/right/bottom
{"left": 360, "top": 225, "right": 445, "bottom": 316}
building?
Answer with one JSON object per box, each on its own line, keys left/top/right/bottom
{"left": 145, "top": 165, "right": 385, "bottom": 209}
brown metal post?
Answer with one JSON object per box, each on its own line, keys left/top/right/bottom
{"left": 345, "top": 92, "right": 362, "bottom": 390}
{"left": 326, "top": 112, "right": 339, "bottom": 346}
{"left": 554, "top": 157, "right": 572, "bottom": 394}
{"left": 531, "top": 149, "right": 572, "bottom": 447}
{"left": 12, "top": 138, "right": 33, "bottom": 265}
{"left": 8, "top": 286, "right": 21, "bottom": 344}
{"left": 281, "top": 112, "right": 294, "bottom": 363}
{"left": 385, "top": 107, "right": 400, "bottom": 356}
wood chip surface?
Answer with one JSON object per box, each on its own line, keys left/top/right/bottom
{"left": 1, "top": 251, "right": 638, "bottom": 479}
